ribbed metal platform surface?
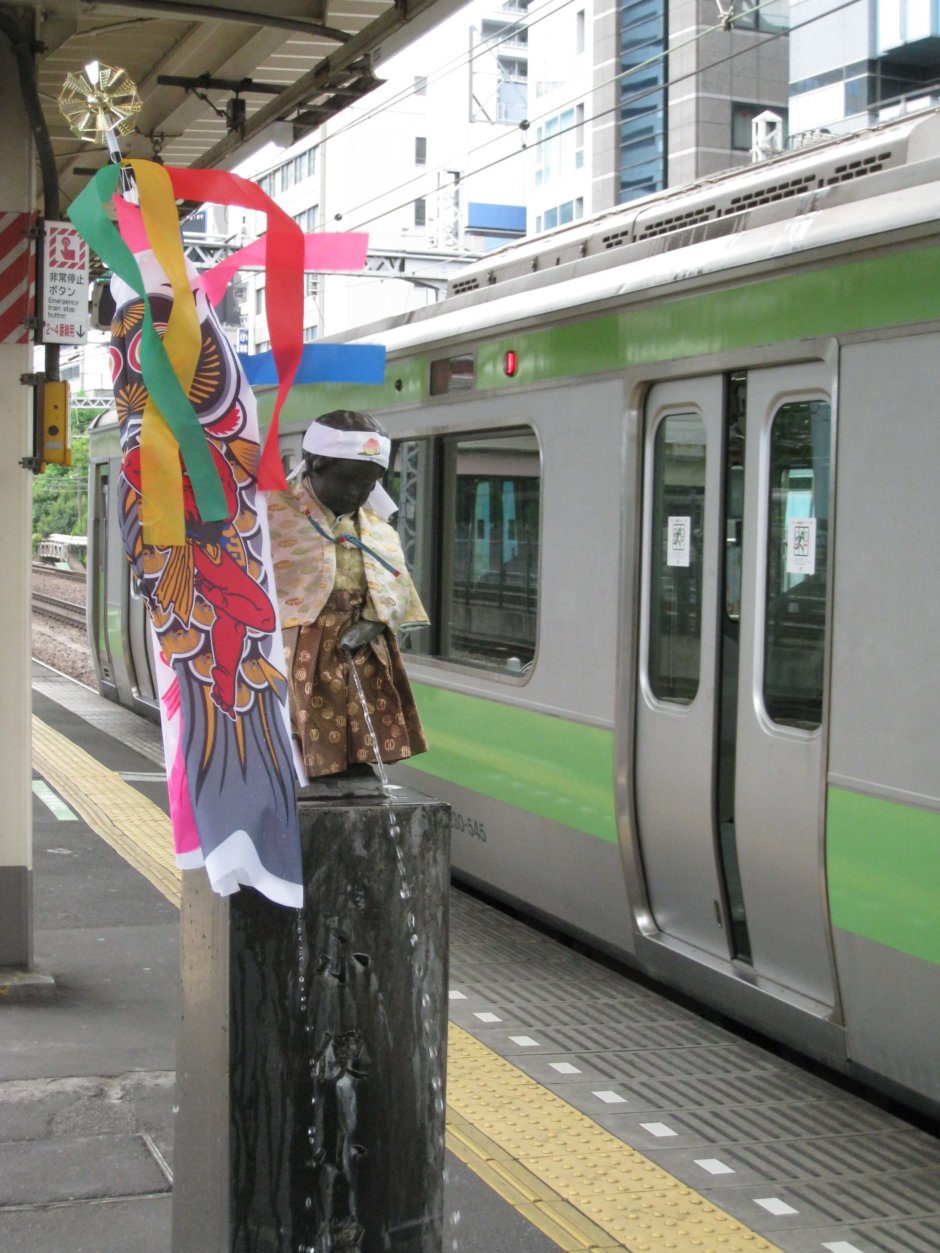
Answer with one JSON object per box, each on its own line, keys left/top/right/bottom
{"left": 32, "top": 667, "right": 940, "bottom": 1253}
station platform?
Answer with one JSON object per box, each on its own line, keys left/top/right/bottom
{"left": 3, "top": 661, "right": 939, "bottom": 1252}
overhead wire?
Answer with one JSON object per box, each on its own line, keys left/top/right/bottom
{"left": 313, "top": 0, "right": 788, "bottom": 228}
{"left": 340, "top": 0, "right": 858, "bottom": 236}
{"left": 250, "top": 0, "right": 580, "bottom": 178}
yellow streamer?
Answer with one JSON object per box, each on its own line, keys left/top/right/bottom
{"left": 128, "top": 160, "right": 204, "bottom": 547}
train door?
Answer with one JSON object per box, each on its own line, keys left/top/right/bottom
{"left": 634, "top": 365, "right": 836, "bottom": 1007}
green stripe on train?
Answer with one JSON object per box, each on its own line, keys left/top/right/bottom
{"left": 476, "top": 245, "right": 940, "bottom": 388}
{"left": 257, "top": 243, "right": 940, "bottom": 421}
{"left": 827, "top": 787, "right": 940, "bottom": 967}
{"left": 405, "top": 682, "right": 618, "bottom": 845}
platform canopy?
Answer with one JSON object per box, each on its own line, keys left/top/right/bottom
{"left": 0, "top": 0, "right": 466, "bottom": 208}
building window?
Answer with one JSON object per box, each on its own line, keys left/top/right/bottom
{"left": 414, "top": 75, "right": 428, "bottom": 95}
{"left": 303, "top": 325, "right": 319, "bottom": 342}
{"left": 414, "top": 198, "right": 427, "bottom": 227}
{"left": 576, "top": 8, "right": 585, "bottom": 53}
{"left": 292, "top": 205, "right": 319, "bottom": 232}
{"left": 734, "top": 0, "right": 788, "bottom": 32}
{"left": 415, "top": 136, "right": 427, "bottom": 165}
{"left": 498, "top": 59, "right": 528, "bottom": 122}
{"left": 255, "top": 286, "right": 265, "bottom": 315}
{"left": 305, "top": 273, "right": 318, "bottom": 297}
{"left": 536, "top": 108, "right": 579, "bottom": 187}
{"left": 618, "top": 0, "right": 667, "bottom": 202}
{"left": 539, "top": 200, "right": 578, "bottom": 233}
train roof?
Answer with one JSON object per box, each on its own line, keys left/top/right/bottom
{"left": 315, "top": 106, "right": 940, "bottom": 356}
{"left": 445, "top": 108, "right": 940, "bottom": 300}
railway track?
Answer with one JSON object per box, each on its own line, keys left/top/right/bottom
{"left": 32, "top": 564, "right": 87, "bottom": 630}
{"left": 32, "top": 591, "right": 86, "bottom": 629}
{"left": 32, "top": 562, "right": 86, "bottom": 584}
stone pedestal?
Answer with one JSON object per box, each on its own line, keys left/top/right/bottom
{"left": 173, "top": 779, "right": 450, "bottom": 1252}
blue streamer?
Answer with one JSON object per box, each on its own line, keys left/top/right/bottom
{"left": 240, "top": 343, "right": 386, "bottom": 387}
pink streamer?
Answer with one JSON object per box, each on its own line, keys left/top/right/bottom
{"left": 113, "top": 196, "right": 150, "bottom": 255}
{"left": 113, "top": 198, "right": 368, "bottom": 308}
{"left": 200, "top": 232, "right": 369, "bottom": 306}
{"left": 155, "top": 651, "right": 200, "bottom": 858}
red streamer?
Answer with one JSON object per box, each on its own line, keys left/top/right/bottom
{"left": 167, "top": 168, "right": 304, "bottom": 492}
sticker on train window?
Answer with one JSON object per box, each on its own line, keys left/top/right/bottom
{"left": 666, "top": 516, "right": 691, "bottom": 567}
{"left": 786, "top": 516, "right": 816, "bottom": 576}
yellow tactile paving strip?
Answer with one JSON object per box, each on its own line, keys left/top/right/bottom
{"left": 32, "top": 715, "right": 182, "bottom": 908}
{"left": 447, "top": 1026, "right": 780, "bottom": 1252}
{"left": 32, "top": 713, "right": 781, "bottom": 1253}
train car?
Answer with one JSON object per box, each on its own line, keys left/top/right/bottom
{"left": 87, "top": 109, "right": 940, "bottom": 1118}
{"left": 37, "top": 533, "right": 87, "bottom": 571}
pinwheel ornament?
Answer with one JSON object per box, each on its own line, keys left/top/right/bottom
{"left": 57, "top": 61, "right": 142, "bottom": 158}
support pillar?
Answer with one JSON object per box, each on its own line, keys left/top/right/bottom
{"left": 174, "top": 779, "right": 450, "bottom": 1252}
{"left": 0, "top": 27, "right": 36, "bottom": 973}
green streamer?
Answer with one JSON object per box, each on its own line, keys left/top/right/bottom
{"left": 67, "top": 166, "right": 227, "bottom": 524}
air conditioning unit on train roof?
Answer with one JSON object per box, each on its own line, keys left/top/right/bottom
{"left": 445, "top": 107, "right": 940, "bottom": 300}
{"left": 448, "top": 207, "right": 637, "bottom": 297}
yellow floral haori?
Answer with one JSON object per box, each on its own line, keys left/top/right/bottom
{"left": 267, "top": 483, "right": 429, "bottom": 632}
{"left": 268, "top": 481, "right": 429, "bottom": 776}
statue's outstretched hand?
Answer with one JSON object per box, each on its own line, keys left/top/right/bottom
{"left": 340, "top": 619, "right": 384, "bottom": 651}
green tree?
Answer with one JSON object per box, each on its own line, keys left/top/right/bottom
{"left": 31, "top": 401, "right": 97, "bottom": 554}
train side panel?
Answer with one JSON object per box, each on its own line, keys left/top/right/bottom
{"left": 827, "top": 329, "right": 940, "bottom": 1107}
{"left": 386, "top": 377, "right": 638, "bottom": 957}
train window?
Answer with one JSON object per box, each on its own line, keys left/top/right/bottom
{"left": 763, "top": 399, "right": 831, "bottom": 729}
{"left": 429, "top": 355, "right": 475, "bottom": 395}
{"left": 439, "top": 430, "right": 540, "bottom": 672}
{"left": 387, "top": 430, "right": 540, "bottom": 672}
{"left": 386, "top": 439, "right": 429, "bottom": 598}
{"left": 648, "top": 412, "right": 706, "bottom": 703}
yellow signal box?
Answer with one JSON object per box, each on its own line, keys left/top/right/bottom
{"left": 40, "top": 379, "right": 72, "bottom": 467}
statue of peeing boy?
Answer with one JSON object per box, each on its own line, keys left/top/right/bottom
{"left": 267, "top": 409, "right": 429, "bottom": 779}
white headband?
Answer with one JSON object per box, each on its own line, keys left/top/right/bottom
{"left": 302, "top": 423, "right": 391, "bottom": 469}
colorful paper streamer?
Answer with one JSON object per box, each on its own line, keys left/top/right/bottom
{"left": 68, "top": 164, "right": 228, "bottom": 536}
{"left": 200, "top": 232, "right": 369, "bottom": 308}
{"left": 239, "top": 342, "right": 386, "bottom": 387}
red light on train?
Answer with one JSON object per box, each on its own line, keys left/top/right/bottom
{"left": 504, "top": 350, "right": 518, "bottom": 377}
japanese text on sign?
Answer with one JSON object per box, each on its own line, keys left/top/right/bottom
{"left": 41, "top": 222, "right": 89, "bottom": 345}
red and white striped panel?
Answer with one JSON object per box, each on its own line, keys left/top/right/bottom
{"left": 0, "top": 210, "right": 34, "bottom": 345}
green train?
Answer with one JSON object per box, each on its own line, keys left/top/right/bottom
{"left": 88, "top": 108, "right": 940, "bottom": 1117}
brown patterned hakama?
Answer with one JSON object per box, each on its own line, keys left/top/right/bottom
{"left": 286, "top": 589, "right": 428, "bottom": 776}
